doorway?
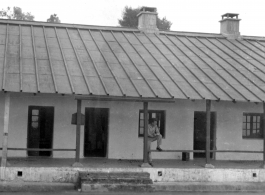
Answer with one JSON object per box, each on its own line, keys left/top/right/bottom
{"left": 193, "top": 111, "right": 216, "bottom": 158}
{"left": 84, "top": 108, "right": 109, "bottom": 157}
{"left": 27, "top": 106, "right": 54, "bottom": 157}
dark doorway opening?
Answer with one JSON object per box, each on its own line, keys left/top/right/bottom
{"left": 193, "top": 111, "right": 216, "bottom": 158}
{"left": 27, "top": 106, "right": 54, "bottom": 157}
{"left": 84, "top": 108, "right": 109, "bottom": 157}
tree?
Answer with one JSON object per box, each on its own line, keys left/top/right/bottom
{"left": 118, "top": 6, "right": 172, "bottom": 31}
{"left": 0, "top": 6, "right": 34, "bottom": 21}
{"left": 47, "top": 14, "right": 61, "bottom": 23}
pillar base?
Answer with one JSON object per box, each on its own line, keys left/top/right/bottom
{"left": 140, "top": 163, "right": 152, "bottom": 168}
{"left": 205, "top": 164, "right": 215, "bottom": 168}
{"left": 1, "top": 160, "right": 11, "bottom": 167}
{"left": 72, "top": 162, "right": 83, "bottom": 167}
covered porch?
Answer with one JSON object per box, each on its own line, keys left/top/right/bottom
{"left": 5, "top": 157, "right": 265, "bottom": 169}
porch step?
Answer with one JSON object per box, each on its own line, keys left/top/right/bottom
{"left": 79, "top": 171, "right": 153, "bottom": 192}
{"left": 153, "top": 182, "right": 265, "bottom": 192}
{"left": 0, "top": 181, "right": 75, "bottom": 192}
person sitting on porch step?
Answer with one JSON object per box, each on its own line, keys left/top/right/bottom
{"left": 148, "top": 118, "right": 163, "bottom": 166}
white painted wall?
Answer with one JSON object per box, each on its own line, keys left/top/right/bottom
{"left": 0, "top": 92, "right": 264, "bottom": 160}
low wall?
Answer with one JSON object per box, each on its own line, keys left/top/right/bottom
{"left": 1, "top": 167, "right": 265, "bottom": 183}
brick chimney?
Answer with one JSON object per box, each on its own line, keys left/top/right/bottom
{"left": 137, "top": 7, "right": 159, "bottom": 33}
{"left": 220, "top": 13, "right": 241, "bottom": 39}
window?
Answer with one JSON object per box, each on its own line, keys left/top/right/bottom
{"left": 138, "top": 110, "right": 165, "bottom": 138}
{"left": 243, "top": 113, "right": 263, "bottom": 139}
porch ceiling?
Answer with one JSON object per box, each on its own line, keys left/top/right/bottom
{"left": 1, "top": 19, "right": 265, "bottom": 102}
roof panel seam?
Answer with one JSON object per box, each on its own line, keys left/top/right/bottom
{"left": 108, "top": 31, "right": 142, "bottom": 96}
{"left": 43, "top": 26, "right": 58, "bottom": 93}
{"left": 19, "top": 25, "right": 23, "bottom": 92}
{"left": 244, "top": 40, "right": 265, "bottom": 59}
{"left": 2, "top": 24, "right": 8, "bottom": 91}
{"left": 158, "top": 34, "right": 205, "bottom": 99}
{"left": 256, "top": 41, "right": 265, "bottom": 51}
{"left": 66, "top": 28, "right": 93, "bottom": 95}
{"left": 54, "top": 27, "right": 75, "bottom": 94}
{"left": 133, "top": 32, "right": 174, "bottom": 98}
{"left": 94, "top": 30, "right": 126, "bottom": 96}
{"left": 191, "top": 36, "right": 250, "bottom": 101}
{"left": 205, "top": 38, "right": 264, "bottom": 101}
{"left": 78, "top": 29, "right": 109, "bottom": 95}
{"left": 144, "top": 33, "right": 189, "bottom": 99}
{"left": 214, "top": 38, "right": 265, "bottom": 94}
{"left": 31, "top": 26, "right": 40, "bottom": 93}
{"left": 121, "top": 32, "right": 158, "bottom": 97}
{"left": 167, "top": 35, "right": 219, "bottom": 100}
{"left": 182, "top": 36, "right": 237, "bottom": 101}
{"left": 235, "top": 39, "right": 265, "bottom": 62}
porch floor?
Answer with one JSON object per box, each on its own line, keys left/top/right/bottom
{"left": 5, "top": 158, "right": 265, "bottom": 169}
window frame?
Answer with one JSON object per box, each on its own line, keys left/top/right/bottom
{"left": 138, "top": 110, "right": 166, "bottom": 138}
{"left": 242, "top": 113, "right": 263, "bottom": 139}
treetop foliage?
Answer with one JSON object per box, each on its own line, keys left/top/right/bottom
{"left": 0, "top": 6, "right": 34, "bottom": 21}
{"left": 47, "top": 14, "right": 61, "bottom": 23}
{"left": 118, "top": 6, "right": 172, "bottom": 31}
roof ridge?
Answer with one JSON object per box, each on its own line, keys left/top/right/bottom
{"left": 0, "top": 19, "right": 139, "bottom": 32}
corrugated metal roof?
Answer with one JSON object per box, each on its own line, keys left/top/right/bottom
{"left": 1, "top": 19, "right": 265, "bottom": 102}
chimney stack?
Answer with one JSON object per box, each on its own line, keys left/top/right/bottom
{"left": 220, "top": 13, "right": 241, "bottom": 39}
{"left": 137, "top": 7, "right": 159, "bottom": 33}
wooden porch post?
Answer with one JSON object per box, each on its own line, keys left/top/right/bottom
{"left": 263, "top": 102, "right": 265, "bottom": 168}
{"left": 141, "top": 101, "right": 151, "bottom": 167}
{"left": 205, "top": 99, "right": 214, "bottom": 168}
{"left": 72, "top": 99, "right": 83, "bottom": 167}
{"left": 1, "top": 93, "right": 10, "bottom": 168}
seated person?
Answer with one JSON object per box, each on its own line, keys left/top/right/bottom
{"left": 148, "top": 118, "right": 163, "bottom": 166}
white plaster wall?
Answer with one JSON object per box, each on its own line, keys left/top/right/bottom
{"left": 0, "top": 92, "right": 264, "bottom": 160}
{"left": 214, "top": 101, "right": 264, "bottom": 160}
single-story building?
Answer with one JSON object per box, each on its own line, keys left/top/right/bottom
{"left": 0, "top": 7, "right": 265, "bottom": 167}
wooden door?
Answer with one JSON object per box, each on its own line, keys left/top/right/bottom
{"left": 84, "top": 108, "right": 108, "bottom": 157}
{"left": 193, "top": 111, "right": 216, "bottom": 158}
{"left": 27, "top": 106, "right": 54, "bottom": 156}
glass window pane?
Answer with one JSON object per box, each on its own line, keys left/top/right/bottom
{"left": 247, "top": 130, "right": 250, "bottom": 136}
{"left": 247, "top": 116, "right": 251, "bottom": 122}
{"left": 32, "top": 116, "right": 38, "bottom": 122}
{"left": 243, "top": 130, "right": 246, "bottom": 136}
{"left": 140, "top": 113, "right": 143, "bottom": 119}
{"left": 32, "top": 122, "right": 38, "bottom": 128}
{"left": 32, "top": 109, "right": 39, "bottom": 115}
{"left": 253, "top": 123, "right": 257, "bottom": 129}
{"left": 253, "top": 116, "right": 256, "bottom": 122}
{"left": 152, "top": 113, "right": 156, "bottom": 118}
{"left": 257, "top": 116, "right": 260, "bottom": 122}
{"left": 247, "top": 123, "right": 250, "bottom": 129}
{"left": 257, "top": 123, "right": 260, "bottom": 129}
{"left": 243, "top": 116, "right": 247, "bottom": 122}
{"left": 139, "top": 128, "right": 143, "bottom": 135}
{"left": 253, "top": 130, "right": 256, "bottom": 134}
{"left": 243, "top": 123, "right": 246, "bottom": 130}
{"left": 140, "top": 120, "right": 144, "bottom": 127}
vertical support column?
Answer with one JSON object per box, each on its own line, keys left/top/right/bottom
{"left": 72, "top": 99, "right": 83, "bottom": 167}
{"left": 263, "top": 102, "right": 265, "bottom": 168}
{"left": 205, "top": 99, "right": 214, "bottom": 168}
{"left": 141, "top": 101, "right": 151, "bottom": 167}
{"left": 1, "top": 93, "right": 10, "bottom": 168}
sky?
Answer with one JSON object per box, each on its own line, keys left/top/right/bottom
{"left": 1, "top": 0, "right": 265, "bottom": 36}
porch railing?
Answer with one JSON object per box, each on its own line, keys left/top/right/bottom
{"left": 151, "top": 150, "right": 264, "bottom": 153}
{"left": 0, "top": 148, "right": 76, "bottom": 151}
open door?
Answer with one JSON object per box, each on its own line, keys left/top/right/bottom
{"left": 84, "top": 108, "right": 109, "bottom": 157}
{"left": 193, "top": 111, "right": 216, "bottom": 158}
{"left": 27, "top": 106, "right": 54, "bottom": 157}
